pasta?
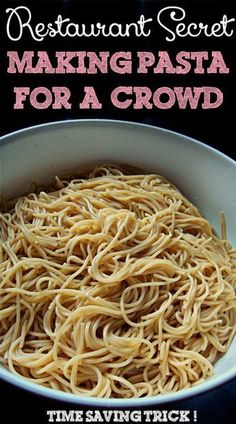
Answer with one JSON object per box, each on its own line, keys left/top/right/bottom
{"left": 0, "top": 165, "right": 236, "bottom": 398}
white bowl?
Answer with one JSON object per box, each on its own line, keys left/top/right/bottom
{"left": 0, "top": 119, "right": 236, "bottom": 407}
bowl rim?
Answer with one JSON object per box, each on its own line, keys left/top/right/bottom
{"left": 1, "top": 361, "right": 236, "bottom": 407}
{"left": 0, "top": 118, "right": 236, "bottom": 406}
{"left": 1, "top": 118, "right": 235, "bottom": 167}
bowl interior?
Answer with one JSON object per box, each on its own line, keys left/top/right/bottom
{"left": 1, "top": 119, "right": 236, "bottom": 406}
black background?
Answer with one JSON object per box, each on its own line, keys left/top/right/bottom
{"left": 0, "top": 1, "right": 236, "bottom": 423}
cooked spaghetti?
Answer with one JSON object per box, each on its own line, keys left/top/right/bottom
{"left": 0, "top": 165, "right": 236, "bottom": 398}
